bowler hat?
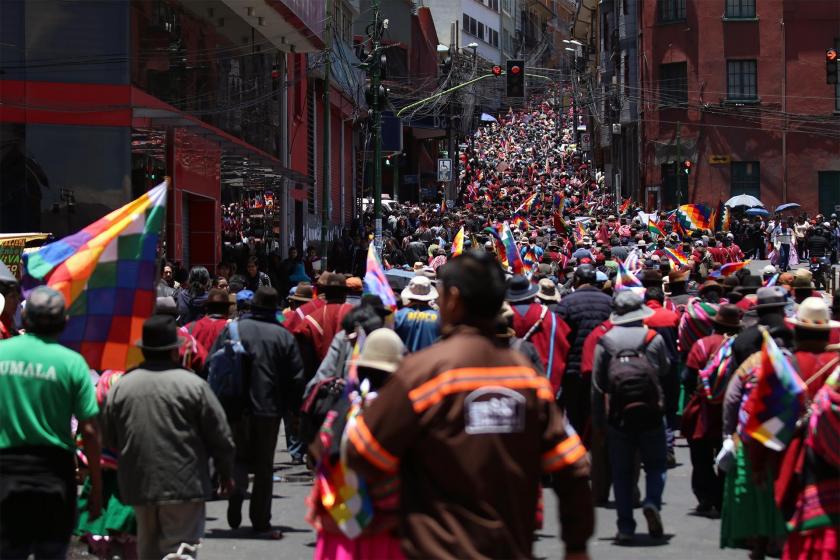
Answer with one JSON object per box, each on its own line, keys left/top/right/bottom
{"left": 136, "top": 315, "right": 180, "bottom": 351}
{"left": 699, "top": 280, "right": 723, "bottom": 295}
{"left": 506, "top": 275, "right": 539, "bottom": 302}
{"left": 712, "top": 304, "right": 744, "bottom": 330}
{"left": 288, "top": 282, "right": 314, "bottom": 303}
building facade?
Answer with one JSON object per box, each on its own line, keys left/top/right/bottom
{"left": 0, "top": 0, "right": 364, "bottom": 271}
{"left": 639, "top": 0, "right": 840, "bottom": 214}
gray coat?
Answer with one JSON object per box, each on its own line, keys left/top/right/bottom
{"left": 102, "top": 363, "right": 235, "bottom": 505}
{"left": 591, "top": 325, "right": 669, "bottom": 428}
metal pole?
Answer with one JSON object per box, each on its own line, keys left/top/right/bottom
{"left": 321, "top": 0, "right": 332, "bottom": 267}
{"left": 371, "top": 0, "right": 383, "bottom": 253}
{"left": 676, "top": 120, "right": 682, "bottom": 206}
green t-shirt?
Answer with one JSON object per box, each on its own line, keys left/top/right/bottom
{"left": 0, "top": 333, "right": 98, "bottom": 451}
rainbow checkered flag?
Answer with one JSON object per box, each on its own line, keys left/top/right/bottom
{"left": 364, "top": 242, "right": 397, "bottom": 310}
{"left": 24, "top": 182, "right": 167, "bottom": 370}
{"left": 743, "top": 329, "right": 807, "bottom": 451}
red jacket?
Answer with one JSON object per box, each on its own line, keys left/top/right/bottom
{"left": 184, "top": 315, "right": 228, "bottom": 355}
{"left": 511, "top": 303, "right": 571, "bottom": 393}
{"left": 282, "top": 298, "right": 325, "bottom": 332}
{"left": 293, "top": 302, "right": 353, "bottom": 362}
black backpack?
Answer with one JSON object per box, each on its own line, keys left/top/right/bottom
{"left": 606, "top": 329, "right": 664, "bottom": 429}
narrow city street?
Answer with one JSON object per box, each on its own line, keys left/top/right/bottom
{"left": 187, "top": 433, "right": 740, "bottom": 560}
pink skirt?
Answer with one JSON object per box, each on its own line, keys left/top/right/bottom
{"left": 314, "top": 531, "right": 405, "bottom": 560}
{"left": 784, "top": 527, "right": 838, "bottom": 560}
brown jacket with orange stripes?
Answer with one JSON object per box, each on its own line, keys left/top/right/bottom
{"left": 345, "top": 325, "right": 594, "bottom": 559}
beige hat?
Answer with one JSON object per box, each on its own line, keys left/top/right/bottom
{"left": 788, "top": 297, "right": 840, "bottom": 330}
{"left": 413, "top": 262, "right": 425, "bottom": 274}
{"left": 400, "top": 275, "right": 439, "bottom": 302}
{"left": 355, "top": 328, "right": 405, "bottom": 373}
{"left": 792, "top": 268, "right": 814, "bottom": 288}
{"left": 536, "top": 278, "right": 560, "bottom": 302}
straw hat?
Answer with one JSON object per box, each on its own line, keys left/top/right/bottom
{"left": 400, "top": 275, "right": 439, "bottom": 302}
{"left": 536, "top": 278, "right": 560, "bottom": 302}
{"left": 788, "top": 297, "right": 840, "bottom": 330}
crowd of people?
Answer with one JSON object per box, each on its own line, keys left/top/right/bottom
{"left": 0, "top": 86, "right": 838, "bottom": 560}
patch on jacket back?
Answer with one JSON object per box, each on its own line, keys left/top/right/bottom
{"left": 465, "top": 387, "right": 525, "bottom": 434}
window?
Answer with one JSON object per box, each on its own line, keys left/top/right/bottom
{"left": 731, "top": 162, "right": 760, "bottom": 199}
{"left": 727, "top": 59, "right": 757, "bottom": 100}
{"left": 489, "top": 29, "right": 499, "bottom": 48}
{"left": 485, "top": 0, "right": 500, "bottom": 11}
{"left": 462, "top": 14, "right": 478, "bottom": 37}
{"left": 725, "top": 0, "right": 755, "bottom": 18}
{"left": 658, "top": 0, "right": 686, "bottom": 22}
{"left": 478, "top": 22, "right": 484, "bottom": 41}
{"left": 502, "top": 0, "right": 512, "bottom": 14}
{"left": 659, "top": 62, "right": 688, "bottom": 105}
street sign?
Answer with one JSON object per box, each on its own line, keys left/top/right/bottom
{"left": 437, "top": 158, "right": 452, "bottom": 182}
{"left": 708, "top": 155, "right": 731, "bottom": 165}
{"left": 581, "top": 133, "right": 591, "bottom": 150}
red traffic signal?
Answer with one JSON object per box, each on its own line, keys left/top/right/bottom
{"left": 827, "top": 48, "right": 838, "bottom": 62}
{"left": 510, "top": 65, "right": 522, "bottom": 75}
{"left": 491, "top": 65, "right": 502, "bottom": 76}
{"left": 682, "top": 160, "right": 692, "bottom": 175}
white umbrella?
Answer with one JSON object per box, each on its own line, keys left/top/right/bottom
{"left": 725, "top": 194, "right": 763, "bottom": 208}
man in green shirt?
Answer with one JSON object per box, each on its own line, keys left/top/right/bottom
{"left": 0, "top": 286, "right": 102, "bottom": 559}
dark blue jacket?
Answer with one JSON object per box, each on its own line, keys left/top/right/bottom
{"left": 556, "top": 286, "right": 613, "bottom": 379}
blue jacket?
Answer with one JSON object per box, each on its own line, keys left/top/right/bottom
{"left": 394, "top": 306, "right": 440, "bottom": 353}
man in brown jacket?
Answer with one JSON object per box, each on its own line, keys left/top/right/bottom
{"left": 346, "top": 251, "right": 594, "bottom": 559}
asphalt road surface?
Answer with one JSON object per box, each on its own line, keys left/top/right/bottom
{"left": 191, "top": 435, "right": 746, "bottom": 560}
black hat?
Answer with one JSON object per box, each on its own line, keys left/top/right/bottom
{"left": 733, "top": 274, "right": 762, "bottom": 295}
{"left": 505, "top": 275, "right": 539, "bottom": 303}
{"left": 575, "top": 263, "right": 597, "bottom": 284}
{"left": 640, "top": 269, "right": 663, "bottom": 288}
{"left": 136, "top": 315, "right": 180, "bottom": 351}
{"left": 251, "top": 287, "right": 280, "bottom": 311}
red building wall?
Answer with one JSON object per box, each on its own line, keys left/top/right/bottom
{"left": 167, "top": 129, "right": 221, "bottom": 272}
{"left": 640, "top": 0, "right": 840, "bottom": 213}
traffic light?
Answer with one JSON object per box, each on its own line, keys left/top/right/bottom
{"left": 681, "top": 160, "right": 692, "bottom": 175}
{"left": 506, "top": 59, "right": 524, "bottom": 98}
{"left": 365, "top": 84, "right": 388, "bottom": 110}
{"left": 491, "top": 65, "right": 502, "bottom": 77}
{"left": 828, "top": 48, "right": 838, "bottom": 85}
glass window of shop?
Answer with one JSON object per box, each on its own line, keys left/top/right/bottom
{"left": 0, "top": 0, "right": 129, "bottom": 84}
{"left": 130, "top": 2, "right": 283, "bottom": 156}
{"left": 0, "top": 124, "right": 131, "bottom": 237}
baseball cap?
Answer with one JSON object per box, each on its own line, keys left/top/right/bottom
{"left": 23, "top": 286, "right": 66, "bottom": 329}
